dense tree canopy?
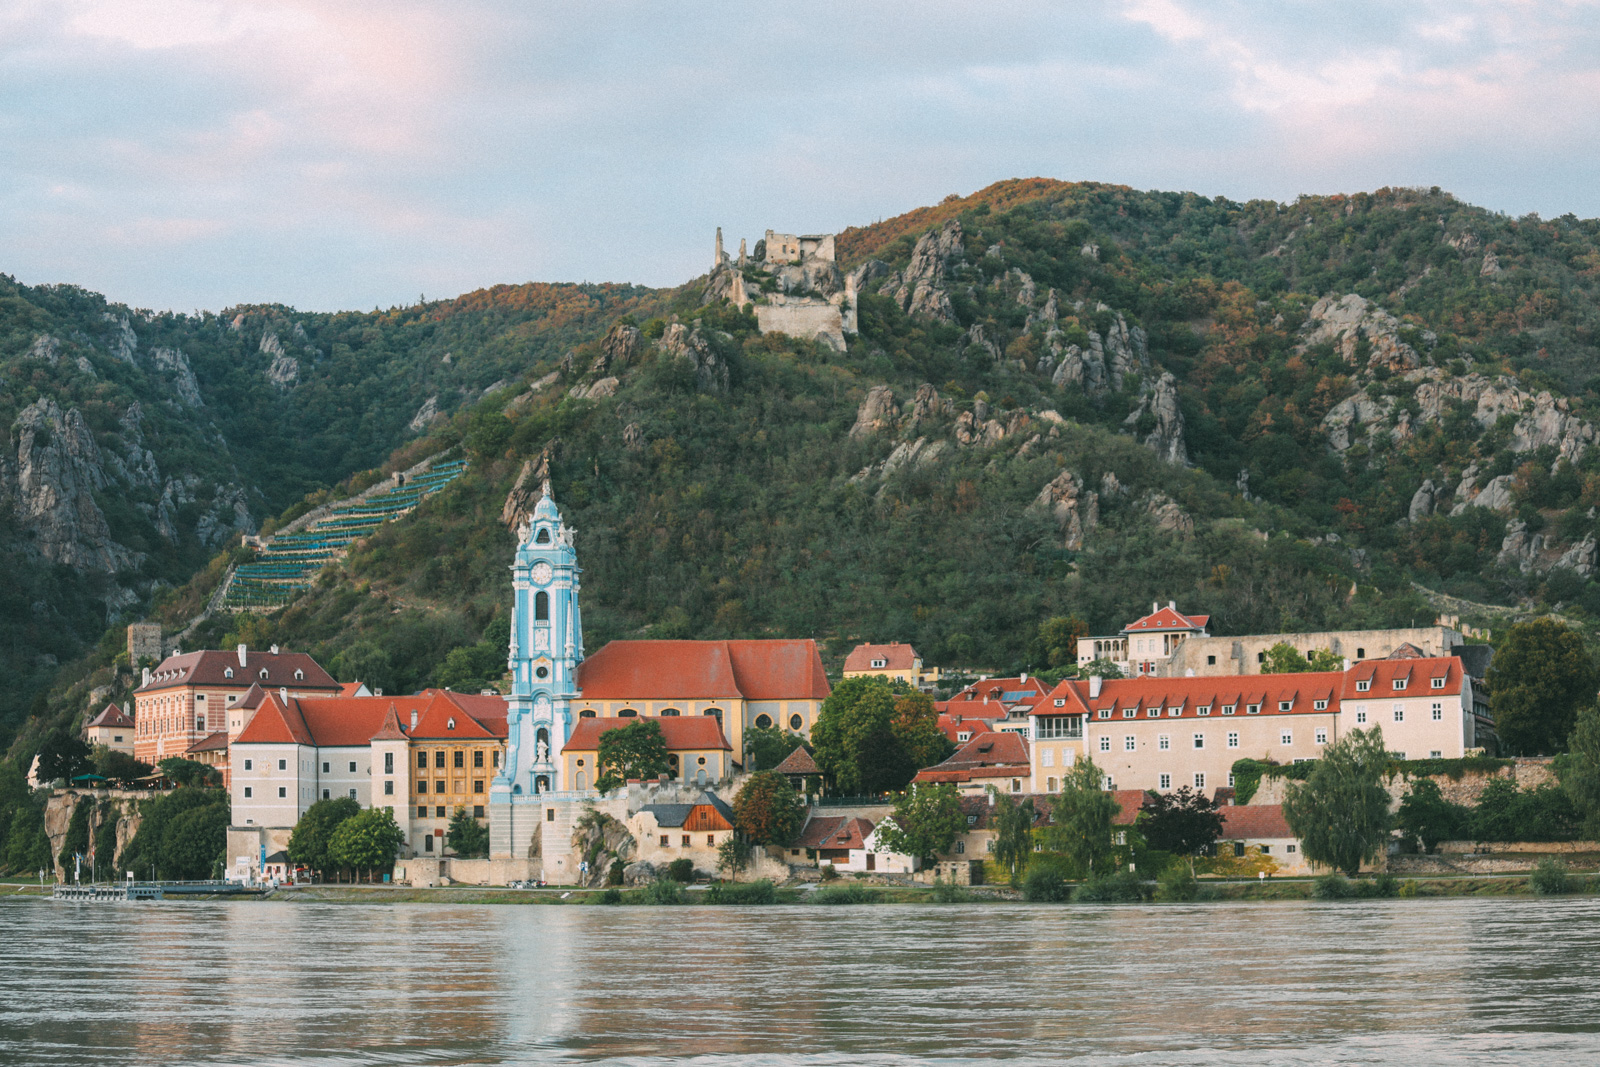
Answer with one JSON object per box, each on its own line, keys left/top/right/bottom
{"left": 1490, "top": 619, "right": 1600, "bottom": 756}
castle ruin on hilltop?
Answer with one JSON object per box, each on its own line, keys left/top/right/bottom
{"left": 705, "top": 226, "right": 860, "bottom": 352}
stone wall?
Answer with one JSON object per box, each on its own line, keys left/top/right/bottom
{"left": 1163, "top": 625, "right": 1464, "bottom": 677}
{"left": 1251, "top": 757, "right": 1555, "bottom": 810}
{"left": 754, "top": 302, "right": 846, "bottom": 351}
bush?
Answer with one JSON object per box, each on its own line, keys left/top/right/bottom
{"left": 600, "top": 888, "right": 622, "bottom": 905}
{"left": 666, "top": 858, "right": 695, "bottom": 883}
{"left": 641, "top": 878, "right": 685, "bottom": 905}
{"left": 1313, "top": 874, "right": 1356, "bottom": 899}
{"left": 1373, "top": 873, "right": 1399, "bottom": 898}
{"left": 607, "top": 859, "right": 624, "bottom": 886}
{"left": 1022, "top": 858, "right": 1075, "bottom": 902}
{"left": 929, "top": 877, "right": 975, "bottom": 903}
{"left": 1074, "top": 870, "right": 1145, "bottom": 903}
{"left": 1530, "top": 857, "right": 1573, "bottom": 896}
{"left": 1397, "top": 879, "right": 1419, "bottom": 898}
{"left": 813, "top": 883, "right": 879, "bottom": 905}
{"left": 1155, "top": 864, "right": 1198, "bottom": 902}
{"left": 819, "top": 864, "right": 839, "bottom": 881}
{"left": 705, "top": 879, "right": 777, "bottom": 905}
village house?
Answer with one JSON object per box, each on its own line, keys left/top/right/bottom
{"left": 842, "top": 641, "right": 942, "bottom": 690}
{"left": 82, "top": 703, "right": 136, "bottom": 756}
{"left": 627, "top": 791, "right": 737, "bottom": 874}
{"left": 913, "top": 730, "right": 1033, "bottom": 796}
{"left": 1217, "top": 804, "right": 1310, "bottom": 875}
{"left": 937, "top": 675, "right": 1050, "bottom": 736}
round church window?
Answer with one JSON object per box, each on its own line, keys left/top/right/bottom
{"left": 790, "top": 714, "right": 803, "bottom": 731}
{"left": 536, "top": 666, "right": 549, "bottom": 679}
{"left": 754, "top": 714, "right": 773, "bottom": 729}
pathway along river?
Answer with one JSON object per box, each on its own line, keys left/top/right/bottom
{"left": 4, "top": 895, "right": 1600, "bottom": 1065}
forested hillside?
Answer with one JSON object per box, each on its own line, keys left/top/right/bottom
{"left": 11, "top": 177, "right": 1600, "bottom": 759}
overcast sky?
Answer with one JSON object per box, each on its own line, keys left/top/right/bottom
{"left": 3, "top": 0, "right": 1598, "bottom": 312}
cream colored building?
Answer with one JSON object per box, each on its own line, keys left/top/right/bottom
{"left": 841, "top": 641, "right": 942, "bottom": 689}
{"left": 82, "top": 703, "right": 136, "bottom": 756}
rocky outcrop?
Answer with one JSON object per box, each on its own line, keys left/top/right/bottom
{"left": 572, "top": 809, "right": 635, "bottom": 888}
{"left": 109, "top": 403, "right": 161, "bottom": 489}
{"left": 408, "top": 396, "right": 441, "bottom": 433}
{"left": 1123, "top": 372, "right": 1188, "bottom": 465}
{"left": 1498, "top": 521, "right": 1545, "bottom": 573}
{"left": 908, "top": 383, "right": 951, "bottom": 427}
{"left": 1034, "top": 470, "right": 1097, "bottom": 550}
{"left": 197, "top": 484, "right": 255, "bottom": 548}
{"left": 27, "top": 334, "right": 61, "bottom": 363}
{"left": 568, "top": 377, "right": 619, "bottom": 401}
{"left": 1410, "top": 374, "right": 1596, "bottom": 466}
{"left": 850, "top": 437, "right": 949, "bottom": 485}
{"left": 502, "top": 445, "right": 559, "bottom": 530}
{"left": 261, "top": 333, "right": 299, "bottom": 388}
{"left": 149, "top": 347, "right": 203, "bottom": 407}
{"left": 963, "top": 324, "right": 1001, "bottom": 362}
{"left": 1301, "top": 294, "right": 1422, "bottom": 372}
{"left": 2, "top": 398, "right": 137, "bottom": 573}
{"left": 1464, "top": 474, "right": 1516, "bottom": 513}
{"left": 1142, "top": 491, "right": 1195, "bottom": 536}
{"left": 1555, "top": 535, "right": 1598, "bottom": 578}
{"left": 622, "top": 422, "right": 645, "bottom": 452}
{"left": 660, "top": 324, "right": 729, "bottom": 393}
{"left": 102, "top": 313, "right": 138, "bottom": 363}
{"left": 155, "top": 475, "right": 198, "bottom": 543}
{"left": 883, "top": 219, "right": 964, "bottom": 324}
{"left": 1407, "top": 479, "right": 1437, "bottom": 523}
{"left": 598, "top": 323, "right": 643, "bottom": 373}
{"left": 850, "top": 385, "right": 898, "bottom": 439}
{"left": 1321, "top": 393, "right": 1396, "bottom": 452}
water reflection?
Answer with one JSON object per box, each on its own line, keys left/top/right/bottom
{"left": 3, "top": 896, "right": 1600, "bottom": 1065}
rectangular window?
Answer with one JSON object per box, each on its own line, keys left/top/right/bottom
{"left": 322, "top": 789, "right": 330, "bottom": 800}
{"left": 1228, "top": 773, "right": 1236, "bottom": 787}
{"left": 417, "top": 781, "right": 428, "bottom": 794}
{"left": 1280, "top": 731, "right": 1293, "bottom": 746}
{"left": 1227, "top": 732, "right": 1239, "bottom": 749}
{"left": 1159, "top": 773, "right": 1171, "bottom": 790}
{"left": 278, "top": 787, "right": 287, "bottom": 798}
{"left": 1222, "top": 704, "right": 1235, "bottom": 716}
{"left": 453, "top": 751, "right": 464, "bottom": 769}
{"left": 1122, "top": 708, "right": 1135, "bottom": 719}
{"left": 424, "top": 836, "right": 434, "bottom": 853}
{"left": 417, "top": 752, "right": 428, "bottom": 769}
{"left": 1286, "top": 844, "right": 1296, "bottom": 853}
{"left": 278, "top": 759, "right": 287, "bottom": 771}
{"left": 244, "top": 759, "right": 253, "bottom": 771}
{"left": 348, "top": 789, "right": 357, "bottom": 799}
{"left": 1315, "top": 729, "right": 1328, "bottom": 744}
{"left": 384, "top": 753, "right": 394, "bottom": 774}
{"left": 1207, "top": 655, "right": 1217, "bottom": 665}
{"left": 384, "top": 781, "right": 394, "bottom": 796}
{"left": 473, "top": 780, "right": 484, "bottom": 794}
{"left": 475, "top": 806, "right": 486, "bottom": 818}
{"left": 1147, "top": 707, "right": 1159, "bottom": 718}
{"left": 1042, "top": 749, "right": 1054, "bottom": 767}
{"left": 1124, "top": 735, "right": 1136, "bottom": 751}
{"left": 1357, "top": 680, "right": 1371, "bottom": 692}
{"left": 473, "top": 751, "right": 484, "bottom": 769}
{"left": 682, "top": 835, "right": 691, "bottom": 847}
{"left": 1197, "top": 706, "right": 1211, "bottom": 716}
{"left": 1099, "top": 737, "right": 1111, "bottom": 752}
{"left": 1432, "top": 703, "right": 1443, "bottom": 721}
{"left": 435, "top": 751, "right": 446, "bottom": 769}
{"left": 349, "top": 761, "right": 357, "bottom": 773}
{"left": 1356, "top": 710, "right": 1368, "bottom": 724}
{"left": 660, "top": 835, "right": 669, "bottom": 847}
{"left": 547, "top": 808, "right": 555, "bottom": 822}
{"left": 322, "top": 762, "right": 330, "bottom": 773}
{"left": 1046, "top": 777, "right": 1058, "bottom": 792}
{"left": 436, "top": 781, "right": 446, "bottom": 795}
{"left": 1393, "top": 705, "right": 1405, "bottom": 723}
{"left": 1259, "top": 844, "right": 1271, "bottom": 854}
{"left": 418, "top": 805, "right": 428, "bottom": 818}
{"left": 1393, "top": 679, "right": 1407, "bottom": 690}
{"left": 1098, "top": 709, "right": 1111, "bottom": 720}
{"left": 1278, "top": 701, "right": 1292, "bottom": 712}
{"left": 1432, "top": 677, "right": 1445, "bottom": 689}
{"left": 707, "top": 834, "right": 715, "bottom": 846}
{"left": 1430, "top": 750, "right": 1442, "bottom": 759}
{"left": 244, "top": 786, "right": 253, "bottom": 798}
{"left": 1247, "top": 704, "right": 1260, "bottom": 715}
{"left": 436, "top": 806, "right": 446, "bottom": 818}
{"left": 1037, "top": 716, "right": 1082, "bottom": 740}
{"left": 1158, "top": 735, "right": 1170, "bottom": 751}
{"left": 1194, "top": 773, "right": 1205, "bottom": 789}
{"left": 494, "top": 751, "right": 501, "bottom": 768}
{"left": 1193, "top": 733, "right": 1204, "bottom": 749}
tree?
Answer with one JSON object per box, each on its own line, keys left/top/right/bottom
{"left": 1038, "top": 757, "right": 1121, "bottom": 875}
{"left": 743, "top": 726, "right": 809, "bottom": 772}
{"left": 34, "top": 729, "right": 91, "bottom": 784}
{"left": 1080, "top": 658, "right": 1124, "bottom": 680}
{"left": 1559, "top": 702, "right": 1600, "bottom": 838}
{"left": 93, "top": 747, "right": 153, "bottom": 787}
{"left": 732, "top": 770, "right": 804, "bottom": 846}
{"left": 1282, "top": 726, "right": 1394, "bottom": 876}
{"left": 1490, "top": 619, "right": 1600, "bottom": 755}
{"left": 161, "top": 802, "right": 229, "bottom": 880}
{"left": 328, "top": 807, "right": 405, "bottom": 881}
{"left": 988, "top": 789, "right": 1035, "bottom": 886}
{"left": 446, "top": 806, "right": 489, "bottom": 857}
{"left": 1032, "top": 616, "right": 1089, "bottom": 668}
{"left": 809, "top": 677, "right": 920, "bottom": 794}
{"left": 1260, "top": 642, "right": 1340, "bottom": 674}
{"left": 595, "top": 719, "right": 671, "bottom": 793}
{"left": 157, "top": 757, "right": 218, "bottom": 788}
{"left": 873, "top": 783, "right": 966, "bottom": 864}
{"left": 288, "top": 796, "right": 361, "bottom": 877}
{"left": 1396, "top": 778, "right": 1468, "bottom": 853}
{"left": 716, "top": 835, "right": 752, "bottom": 882}
{"left": 891, "top": 691, "right": 954, "bottom": 770}
{"left": 1307, "top": 648, "right": 1344, "bottom": 671}
{"left": 1139, "top": 786, "right": 1225, "bottom": 870}
{"left": 2, "top": 800, "right": 51, "bottom": 875}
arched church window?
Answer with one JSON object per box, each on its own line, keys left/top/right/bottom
{"left": 789, "top": 714, "right": 803, "bottom": 731}
{"left": 536, "top": 727, "right": 549, "bottom": 747}
{"left": 535, "top": 591, "right": 549, "bottom": 621}
{"left": 536, "top": 527, "right": 551, "bottom": 544}
{"left": 579, "top": 710, "right": 596, "bottom": 719}
{"left": 754, "top": 714, "right": 773, "bottom": 729}
{"left": 659, "top": 708, "right": 680, "bottom": 716}
{"left": 576, "top": 771, "right": 586, "bottom": 790}
{"left": 618, "top": 708, "right": 638, "bottom": 718}
{"left": 704, "top": 708, "right": 723, "bottom": 725}
{"left": 668, "top": 754, "right": 680, "bottom": 773}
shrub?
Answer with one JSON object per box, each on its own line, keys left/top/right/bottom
{"left": 600, "top": 888, "right": 622, "bottom": 905}
{"left": 706, "top": 879, "right": 777, "bottom": 905}
{"left": 1372, "top": 873, "right": 1399, "bottom": 898}
{"left": 930, "top": 877, "right": 975, "bottom": 903}
{"left": 641, "top": 878, "right": 685, "bottom": 905}
{"left": 1313, "top": 873, "right": 1356, "bottom": 899}
{"left": 666, "top": 858, "right": 695, "bottom": 883}
{"left": 1074, "top": 869, "right": 1145, "bottom": 903}
{"left": 1022, "top": 858, "right": 1075, "bottom": 902}
{"left": 1397, "top": 879, "right": 1419, "bottom": 898}
{"left": 1530, "top": 857, "right": 1572, "bottom": 896}
{"left": 813, "top": 883, "right": 879, "bottom": 905}
{"left": 1155, "top": 864, "right": 1198, "bottom": 902}
{"left": 819, "top": 864, "right": 839, "bottom": 881}
{"left": 607, "top": 859, "right": 624, "bottom": 886}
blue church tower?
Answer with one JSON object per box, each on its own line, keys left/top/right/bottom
{"left": 490, "top": 480, "right": 583, "bottom": 856}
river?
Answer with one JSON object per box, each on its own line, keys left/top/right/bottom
{"left": 3, "top": 895, "right": 1599, "bottom": 1065}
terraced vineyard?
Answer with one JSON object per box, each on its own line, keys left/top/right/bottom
{"left": 222, "top": 458, "right": 469, "bottom": 610}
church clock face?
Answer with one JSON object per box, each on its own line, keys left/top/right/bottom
{"left": 531, "top": 562, "right": 553, "bottom": 585}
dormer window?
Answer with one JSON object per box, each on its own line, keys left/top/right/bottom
{"left": 1221, "top": 704, "right": 1235, "bottom": 715}
{"left": 1431, "top": 677, "right": 1445, "bottom": 689}
{"left": 447, "top": 718, "right": 456, "bottom": 730}
{"left": 1314, "top": 699, "right": 1329, "bottom": 710}
{"left": 1278, "top": 700, "right": 1292, "bottom": 712}
{"left": 1247, "top": 703, "right": 1261, "bottom": 714}
{"left": 1197, "top": 705, "right": 1211, "bottom": 716}
{"left": 294, "top": 669, "right": 304, "bottom": 681}
{"left": 1167, "top": 706, "right": 1181, "bottom": 717}
{"left": 1098, "top": 709, "right": 1111, "bottom": 719}
{"left": 1356, "top": 679, "right": 1371, "bottom": 692}
{"left": 259, "top": 669, "right": 269, "bottom": 680}
{"left": 1054, "top": 698, "right": 1066, "bottom": 707}
{"left": 871, "top": 658, "right": 887, "bottom": 669}
{"left": 224, "top": 667, "right": 233, "bottom": 678}
{"left": 1122, "top": 708, "right": 1135, "bottom": 719}
{"left": 1146, "top": 707, "right": 1159, "bottom": 718}
{"left": 1393, "top": 678, "right": 1407, "bottom": 690}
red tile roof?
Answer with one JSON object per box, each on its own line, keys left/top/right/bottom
{"left": 937, "top": 714, "right": 998, "bottom": 744}
{"left": 1121, "top": 606, "right": 1210, "bottom": 634}
{"left": 843, "top": 642, "right": 921, "bottom": 673}
{"left": 234, "top": 691, "right": 505, "bottom": 748}
{"left": 338, "top": 682, "right": 366, "bottom": 698}
{"left": 138, "top": 648, "right": 340, "bottom": 693}
{"left": 86, "top": 704, "right": 135, "bottom": 730}
{"left": 576, "top": 639, "right": 830, "bottom": 702}
{"left": 795, "top": 815, "right": 877, "bottom": 850}
{"left": 1110, "top": 789, "right": 1148, "bottom": 825}
{"left": 1039, "top": 672, "right": 1345, "bottom": 718}
{"left": 774, "top": 746, "right": 821, "bottom": 775}
{"left": 370, "top": 704, "right": 409, "bottom": 742}
{"left": 1219, "top": 804, "right": 1294, "bottom": 839}
{"left": 933, "top": 700, "right": 1011, "bottom": 720}
{"left": 947, "top": 676, "right": 1050, "bottom": 706}
{"left": 1342, "top": 656, "right": 1462, "bottom": 698}
{"left": 410, "top": 692, "right": 508, "bottom": 740}
{"left": 186, "top": 731, "right": 230, "bottom": 754}
{"left": 913, "top": 730, "right": 1031, "bottom": 784}
{"left": 562, "top": 715, "right": 731, "bottom": 752}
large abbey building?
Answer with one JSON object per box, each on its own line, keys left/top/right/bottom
{"left": 489, "top": 483, "right": 829, "bottom": 865}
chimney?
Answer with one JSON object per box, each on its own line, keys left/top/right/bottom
{"left": 1152, "top": 601, "right": 1158, "bottom": 613}
{"left": 376, "top": 688, "right": 384, "bottom": 697}
{"left": 1169, "top": 600, "right": 1176, "bottom": 611}
{"left": 270, "top": 644, "right": 279, "bottom": 655}
{"left": 1342, "top": 658, "right": 1351, "bottom": 671}
{"left": 1020, "top": 672, "right": 1028, "bottom": 683}
{"left": 410, "top": 710, "right": 418, "bottom": 730}
{"left": 1185, "top": 668, "right": 1195, "bottom": 677}
{"left": 142, "top": 667, "right": 151, "bottom": 687}
{"left": 1089, "top": 675, "right": 1102, "bottom": 698}
{"left": 279, "top": 687, "right": 287, "bottom": 705}
{"left": 237, "top": 644, "right": 247, "bottom": 667}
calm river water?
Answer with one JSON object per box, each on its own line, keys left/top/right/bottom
{"left": 3, "top": 895, "right": 1600, "bottom": 1065}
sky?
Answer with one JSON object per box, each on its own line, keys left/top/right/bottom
{"left": 3, "top": 0, "right": 1599, "bottom": 312}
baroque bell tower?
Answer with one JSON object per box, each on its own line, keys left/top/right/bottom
{"left": 493, "top": 481, "right": 583, "bottom": 811}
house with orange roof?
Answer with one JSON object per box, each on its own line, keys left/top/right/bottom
{"left": 82, "top": 703, "right": 136, "bottom": 756}
{"left": 1077, "top": 601, "right": 1211, "bottom": 677}
{"left": 936, "top": 675, "right": 1050, "bottom": 736}
{"left": 912, "top": 730, "right": 1033, "bottom": 796}
{"left": 1217, "top": 804, "right": 1310, "bottom": 875}
{"left": 558, "top": 715, "right": 734, "bottom": 792}
{"left": 842, "top": 641, "right": 941, "bottom": 690}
